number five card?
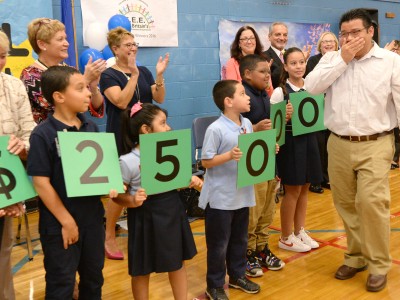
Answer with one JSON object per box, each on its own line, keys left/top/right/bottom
{"left": 237, "top": 130, "right": 276, "bottom": 189}
{"left": 140, "top": 129, "right": 192, "bottom": 195}
{"left": 0, "top": 136, "right": 36, "bottom": 208}
{"left": 58, "top": 132, "right": 125, "bottom": 197}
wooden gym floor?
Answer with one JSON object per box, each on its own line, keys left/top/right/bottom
{"left": 11, "top": 169, "right": 400, "bottom": 299}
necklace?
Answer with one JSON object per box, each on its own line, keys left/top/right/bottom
{"left": 114, "top": 64, "right": 141, "bottom": 102}
{"left": 36, "top": 59, "right": 49, "bottom": 70}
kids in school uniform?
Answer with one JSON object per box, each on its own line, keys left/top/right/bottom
{"left": 199, "top": 80, "right": 260, "bottom": 300}
{"left": 111, "top": 102, "right": 202, "bottom": 300}
{"left": 27, "top": 66, "right": 112, "bottom": 299}
{"left": 239, "top": 54, "right": 287, "bottom": 277}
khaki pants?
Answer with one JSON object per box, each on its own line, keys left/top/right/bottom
{"left": 0, "top": 217, "right": 15, "bottom": 300}
{"left": 328, "top": 133, "right": 393, "bottom": 275}
{"left": 248, "top": 179, "right": 277, "bottom": 252}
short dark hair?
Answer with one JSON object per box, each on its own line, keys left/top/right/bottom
{"left": 339, "top": 8, "right": 372, "bottom": 29}
{"left": 41, "top": 66, "right": 80, "bottom": 105}
{"left": 212, "top": 80, "right": 239, "bottom": 112}
{"left": 230, "top": 25, "right": 265, "bottom": 62}
{"left": 239, "top": 54, "right": 267, "bottom": 78}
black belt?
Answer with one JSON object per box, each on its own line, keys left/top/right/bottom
{"left": 331, "top": 130, "right": 393, "bottom": 142}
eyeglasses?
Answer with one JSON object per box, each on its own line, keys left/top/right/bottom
{"left": 35, "top": 18, "right": 51, "bottom": 41}
{"left": 321, "top": 40, "right": 336, "bottom": 44}
{"left": 253, "top": 69, "right": 270, "bottom": 76}
{"left": 121, "top": 42, "right": 139, "bottom": 49}
{"left": 239, "top": 37, "right": 256, "bottom": 43}
{"left": 339, "top": 27, "right": 367, "bottom": 39}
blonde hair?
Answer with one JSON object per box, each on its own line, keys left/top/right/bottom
{"left": 317, "top": 32, "right": 339, "bottom": 53}
{"left": 107, "top": 27, "right": 134, "bottom": 55}
{"left": 27, "top": 18, "right": 65, "bottom": 54}
{"left": 0, "top": 31, "right": 10, "bottom": 52}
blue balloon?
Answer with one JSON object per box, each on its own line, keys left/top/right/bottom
{"left": 108, "top": 14, "right": 131, "bottom": 31}
{"left": 79, "top": 48, "right": 104, "bottom": 73}
{"left": 102, "top": 45, "right": 114, "bottom": 60}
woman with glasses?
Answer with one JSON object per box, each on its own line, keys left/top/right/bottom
{"left": 225, "top": 25, "right": 274, "bottom": 96}
{"left": 99, "top": 26, "right": 169, "bottom": 260}
{"left": 305, "top": 32, "right": 338, "bottom": 194}
{"left": 20, "top": 18, "right": 106, "bottom": 124}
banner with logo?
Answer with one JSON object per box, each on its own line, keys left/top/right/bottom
{"left": 219, "top": 20, "right": 331, "bottom": 79}
{"left": 81, "top": 0, "right": 178, "bottom": 47}
{"left": 0, "top": 0, "right": 53, "bottom": 78}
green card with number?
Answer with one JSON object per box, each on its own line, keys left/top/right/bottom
{"left": 290, "top": 91, "right": 325, "bottom": 136}
{"left": 237, "top": 129, "right": 276, "bottom": 189}
{"left": 0, "top": 136, "right": 36, "bottom": 208}
{"left": 140, "top": 129, "right": 192, "bottom": 195}
{"left": 57, "top": 132, "right": 124, "bottom": 197}
{"left": 271, "top": 101, "right": 286, "bottom": 146}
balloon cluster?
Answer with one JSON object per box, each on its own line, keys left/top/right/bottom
{"left": 79, "top": 14, "right": 132, "bottom": 72}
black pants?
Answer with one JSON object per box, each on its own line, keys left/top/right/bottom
{"left": 311, "top": 129, "right": 330, "bottom": 185}
{"left": 205, "top": 205, "right": 249, "bottom": 288}
{"left": 393, "top": 127, "right": 400, "bottom": 162}
{"left": 40, "top": 220, "right": 105, "bottom": 300}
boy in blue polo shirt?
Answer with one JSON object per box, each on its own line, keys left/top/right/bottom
{"left": 27, "top": 66, "right": 107, "bottom": 299}
{"left": 199, "top": 80, "right": 260, "bottom": 300}
{"left": 239, "top": 54, "right": 285, "bottom": 277}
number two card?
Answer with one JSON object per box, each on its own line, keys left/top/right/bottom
{"left": 57, "top": 132, "right": 125, "bottom": 197}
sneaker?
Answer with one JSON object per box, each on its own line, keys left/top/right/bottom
{"left": 205, "top": 287, "right": 229, "bottom": 300}
{"left": 246, "top": 250, "right": 263, "bottom": 277}
{"left": 279, "top": 233, "right": 311, "bottom": 252}
{"left": 296, "top": 227, "right": 319, "bottom": 249}
{"left": 229, "top": 276, "right": 260, "bottom": 294}
{"left": 257, "top": 245, "right": 285, "bottom": 271}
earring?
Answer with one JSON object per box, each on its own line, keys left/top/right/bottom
{"left": 43, "top": 48, "right": 46, "bottom": 51}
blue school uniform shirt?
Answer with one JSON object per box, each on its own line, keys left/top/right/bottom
{"left": 199, "top": 114, "right": 255, "bottom": 210}
{"left": 27, "top": 114, "right": 104, "bottom": 235}
{"left": 119, "top": 148, "right": 141, "bottom": 194}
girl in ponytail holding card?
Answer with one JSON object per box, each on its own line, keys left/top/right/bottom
{"left": 270, "top": 47, "right": 322, "bottom": 253}
{"left": 111, "top": 103, "right": 202, "bottom": 299}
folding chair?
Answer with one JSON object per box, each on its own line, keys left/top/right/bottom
{"left": 192, "top": 115, "right": 219, "bottom": 175}
{"left": 16, "top": 197, "right": 37, "bottom": 261}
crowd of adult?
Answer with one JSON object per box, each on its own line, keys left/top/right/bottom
{"left": 2, "top": 7, "right": 400, "bottom": 299}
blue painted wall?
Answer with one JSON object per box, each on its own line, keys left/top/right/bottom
{"left": 52, "top": 0, "right": 400, "bottom": 131}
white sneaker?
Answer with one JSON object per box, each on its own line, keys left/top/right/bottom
{"left": 279, "top": 233, "right": 311, "bottom": 252}
{"left": 296, "top": 227, "right": 319, "bottom": 249}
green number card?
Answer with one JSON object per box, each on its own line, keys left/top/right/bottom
{"left": 57, "top": 132, "right": 124, "bottom": 197}
{"left": 140, "top": 129, "right": 192, "bottom": 195}
{"left": 290, "top": 91, "right": 326, "bottom": 136}
{"left": 271, "top": 101, "right": 286, "bottom": 146}
{"left": 0, "top": 136, "right": 36, "bottom": 208}
{"left": 237, "top": 129, "right": 276, "bottom": 189}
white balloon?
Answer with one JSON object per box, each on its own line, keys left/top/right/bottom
{"left": 106, "top": 57, "right": 116, "bottom": 68}
{"left": 85, "top": 22, "right": 108, "bottom": 51}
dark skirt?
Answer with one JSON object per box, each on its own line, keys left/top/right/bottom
{"left": 127, "top": 190, "right": 197, "bottom": 276}
{"left": 277, "top": 130, "right": 323, "bottom": 185}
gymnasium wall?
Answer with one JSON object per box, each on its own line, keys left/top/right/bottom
{"left": 52, "top": 0, "right": 400, "bottom": 131}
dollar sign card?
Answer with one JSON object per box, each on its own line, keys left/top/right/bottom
{"left": 0, "top": 136, "right": 37, "bottom": 208}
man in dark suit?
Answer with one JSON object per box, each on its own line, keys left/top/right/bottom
{"left": 263, "top": 22, "right": 288, "bottom": 89}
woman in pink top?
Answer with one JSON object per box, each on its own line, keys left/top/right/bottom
{"left": 225, "top": 25, "right": 274, "bottom": 96}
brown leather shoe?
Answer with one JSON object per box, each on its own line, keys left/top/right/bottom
{"left": 366, "top": 274, "right": 387, "bottom": 292}
{"left": 335, "top": 264, "right": 368, "bottom": 280}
